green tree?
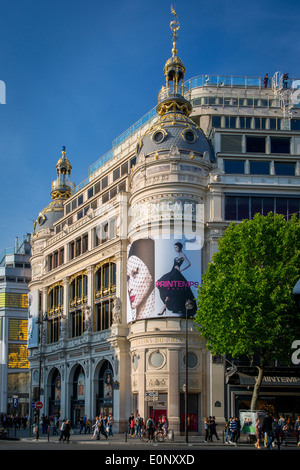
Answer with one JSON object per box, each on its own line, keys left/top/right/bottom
{"left": 195, "top": 213, "right": 300, "bottom": 411}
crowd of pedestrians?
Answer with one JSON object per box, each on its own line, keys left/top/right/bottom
{"left": 0, "top": 413, "right": 29, "bottom": 430}
{"left": 127, "top": 413, "right": 168, "bottom": 442}
{"left": 253, "top": 413, "right": 300, "bottom": 450}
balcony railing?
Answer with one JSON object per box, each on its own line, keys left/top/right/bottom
{"left": 158, "top": 84, "right": 191, "bottom": 102}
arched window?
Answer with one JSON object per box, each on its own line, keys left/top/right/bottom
{"left": 69, "top": 271, "right": 88, "bottom": 337}
{"left": 96, "top": 361, "right": 113, "bottom": 416}
{"left": 94, "top": 259, "right": 116, "bottom": 331}
{"left": 48, "top": 282, "right": 63, "bottom": 343}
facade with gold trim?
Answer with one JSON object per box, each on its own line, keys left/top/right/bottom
{"left": 28, "top": 10, "right": 300, "bottom": 432}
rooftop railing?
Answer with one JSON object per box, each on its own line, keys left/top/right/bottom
{"left": 72, "top": 73, "right": 299, "bottom": 194}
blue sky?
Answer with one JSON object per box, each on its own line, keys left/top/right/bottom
{"left": 0, "top": 0, "right": 299, "bottom": 250}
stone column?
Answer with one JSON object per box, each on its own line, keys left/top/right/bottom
{"left": 168, "top": 348, "right": 180, "bottom": 433}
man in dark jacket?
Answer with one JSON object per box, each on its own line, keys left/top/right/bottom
{"left": 262, "top": 412, "right": 273, "bottom": 449}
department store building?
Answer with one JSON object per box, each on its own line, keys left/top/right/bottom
{"left": 28, "top": 15, "right": 300, "bottom": 432}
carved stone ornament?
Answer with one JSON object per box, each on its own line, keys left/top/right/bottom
{"left": 112, "top": 297, "right": 122, "bottom": 325}
{"left": 83, "top": 305, "right": 93, "bottom": 333}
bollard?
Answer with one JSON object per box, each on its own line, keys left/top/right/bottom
{"left": 125, "top": 430, "right": 127, "bottom": 442}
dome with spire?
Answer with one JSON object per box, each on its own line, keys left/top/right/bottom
{"left": 136, "top": 8, "right": 214, "bottom": 163}
{"left": 34, "top": 146, "right": 75, "bottom": 233}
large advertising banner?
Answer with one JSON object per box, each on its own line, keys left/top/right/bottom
{"left": 27, "top": 289, "right": 39, "bottom": 348}
{"left": 126, "top": 236, "right": 200, "bottom": 322}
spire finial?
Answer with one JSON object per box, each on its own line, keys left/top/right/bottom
{"left": 170, "top": 5, "right": 180, "bottom": 57}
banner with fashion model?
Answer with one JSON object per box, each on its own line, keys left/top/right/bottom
{"left": 126, "top": 237, "right": 200, "bottom": 322}
{"left": 27, "top": 289, "right": 39, "bottom": 348}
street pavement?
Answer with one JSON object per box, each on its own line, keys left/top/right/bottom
{"left": 1, "top": 427, "right": 299, "bottom": 452}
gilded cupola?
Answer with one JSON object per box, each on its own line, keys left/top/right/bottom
{"left": 34, "top": 146, "right": 75, "bottom": 233}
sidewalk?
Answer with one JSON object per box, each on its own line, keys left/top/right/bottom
{"left": 11, "top": 427, "right": 247, "bottom": 446}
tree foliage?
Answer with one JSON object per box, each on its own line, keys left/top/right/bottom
{"left": 195, "top": 213, "right": 300, "bottom": 408}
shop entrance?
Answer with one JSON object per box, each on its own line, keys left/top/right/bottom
{"left": 180, "top": 393, "right": 199, "bottom": 432}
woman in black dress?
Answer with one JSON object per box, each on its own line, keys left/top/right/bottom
{"left": 156, "top": 242, "right": 197, "bottom": 316}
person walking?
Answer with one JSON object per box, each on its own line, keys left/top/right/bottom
{"left": 129, "top": 413, "right": 135, "bottom": 436}
{"left": 224, "top": 418, "right": 231, "bottom": 444}
{"left": 107, "top": 414, "right": 114, "bottom": 437}
{"left": 229, "top": 417, "right": 238, "bottom": 446}
{"left": 209, "top": 416, "right": 220, "bottom": 441}
{"left": 294, "top": 416, "right": 300, "bottom": 447}
{"left": 204, "top": 417, "right": 210, "bottom": 443}
{"left": 146, "top": 416, "right": 154, "bottom": 442}
{"left": 254, "top": 418, "right": 262, "bottom": 449}
{"left": 98, "top": 414, "right": 108, "bottom": 440}
{"left": 263, "top": 74, "right": 269, "bottom": 88}
{"left": 272, "top": 417, "right": 281, "bottom": 450}
{"left": 135, "top": 414, "right": 142, "bottom": 438}
{"left": 59, "top": 419, "right": 66, "bottom": 442}
{"left": 63, "top": 420, "right": 71, "bottom": 443}
{"left": 262, "top": 412, "right": 273, "bottom": 449}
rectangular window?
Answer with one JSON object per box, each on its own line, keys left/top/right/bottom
{"left": 246, "top": 136, "right": 266, "bottom": 153}
{"left": 225, "top": 196, "right": 237, "bottom": 220}
{"left": 263, "top": 197, "right": 275, "bottom": 216}
{"left": 221, "top": 134, "right": 242, "bottom": 153}
{"left": 102, "top": 192, "right": 109, "bottom": 204}
{"left": 249, "top": 160, "right": 270, "bottom": 175}
{"left": 251, "top": 197, "right": 263, "bottom": 219}
{"left": 270, "top": 137, "right": 290, "bottom": 154}
{"left": 65, "top": 203, "right": 71, "bottom": 215}
{"left": 72, "top": 199, "right": 77, "bottom": 211}
{"left": 101, "top": 176, "right": 108, "bottom": 190}
{"left": 69, "top": 241, "right": 75, "bottom": 260}
{"left": 274, "top": 162, "right": 295, "bottom": 176}
{"left": 224, "top": 117, "right": 236, "bottom": 128}
{"left": 82, "top": 234, "right": 88, "bottom": 254}
{"left": 224, "top": 160, "right": 245, "bottom": 174}
{"left": 77, "top": 210, "right": 83, "bottom": 220}
{"left": 211, "top": 116, "right": 222, "bottom": 128}
{"left": 94, "top": 181, "right": 100, "bottom": 194}
{"left": 9, "top": 319, "right": 28, "bottom": 341}
{"left": 225, "top": 195, "right": 300, "bottom": 220}
{"left": 240, "top": 117, "right": 252, "bottom": 129}
{"left": 78, "top": 194, "right": 84, "bottom": 206}
{"left": 59, "top": 248, "right": 64, "bottom": 265}
{"left": 121, "top": 162, "right": 128, "bottom": 176}
{"left": 276, "top": 198, "right": 288, "bottom": 216}
{"left": 8, "top": 344, "right": 29, "bottom": 369}
{"left": 110, "top": 186, "right": 118, "bottom": 199}
{"left": 130, "top": 156, "right": 136, "bottom": 169}
{"left": 269, "top": 118, "right": 277, "bottom": 130}
{"left": 118, "top": 181, "right": 126, "bottom": 193}
{"left": 291, "top": 119, "right": 300, "bottom": 131}
{"left": 113, "top": 167, "right": 120, "bottom": 181}
{"left": 87, "top": 187, "right": 94, "bottom": 199}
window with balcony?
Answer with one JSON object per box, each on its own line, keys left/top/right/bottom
{"left": 69, "top": 272, "right": 88, "bottom": 338}
{"left": 94, "top": 260, "right": 116, "bottom": 331}
{"left": 47, "top": 282, "right": 64, "bottom": 343}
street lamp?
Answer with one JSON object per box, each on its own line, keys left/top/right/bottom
{"left": 184, "top": 299, "right": 194, "bottom": 444}
{"left": 35, "top": 312, "right": 47, "bottom": 441}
